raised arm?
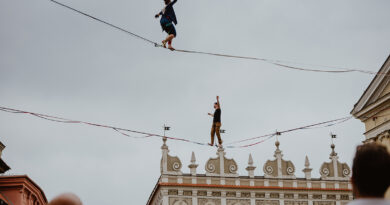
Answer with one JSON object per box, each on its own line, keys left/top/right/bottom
{"left": 216, "top": 96, "right": 220, "bottom": 108}
{"left": 171, "top": 0, "right": 178, "bottom": 5}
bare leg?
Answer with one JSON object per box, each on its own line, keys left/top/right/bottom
{"left": 162, "top": 40, "right": 167, "bottom": 48}
{"left": 164, "top": 34, "right": 175, "bottom": 50}
{"left": 162, "top": 34, "right": 173, "bottom": 48}
{"left": 165, "top": 34, "right": 174, "bottom": 43}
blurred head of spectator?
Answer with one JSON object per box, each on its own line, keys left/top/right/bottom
{"left": 348, "top": 143, "right": 390, "bottom": 205}
{"left": 48, "top": 193, "right": 82, "bottom": 205}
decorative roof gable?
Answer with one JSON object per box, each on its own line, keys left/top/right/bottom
{"left": 351, "top": 55, "right": 390, "bottom": 117}
{"left": 319, "top": 144, "right": 351, "bottom": 180}
{"left": 157, "top": 137, "right": 351, "bottom": 182}
{"left": 263, "top": 141, "right": 296, "bottom": 179}
{"left": 160, "top": 137, "right": 182, "bottom": 175}
{"left": 205, "top": 147, "right": 238, "bottom": 177}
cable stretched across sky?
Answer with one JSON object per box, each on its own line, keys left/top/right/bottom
{"left": 0, "top": 106, "right": 352, "bottom": 149}
{"left": 49, "top": 0, "right": 385, "bottom": 76}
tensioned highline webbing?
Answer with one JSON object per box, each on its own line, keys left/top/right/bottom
{"left": 49, "top": 0, "right": 385, "bottom": 76}
{"left": 0, "top": 106, "right": 352, "bottom": 149}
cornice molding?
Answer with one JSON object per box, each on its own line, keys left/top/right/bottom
{"left": 158, "top": 182, "right": 352, "bottom": 192}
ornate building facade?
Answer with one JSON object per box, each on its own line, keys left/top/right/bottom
{"left": 351, "top": 55, "right": 390, "bottom": 149}
{"left": 147, "top": 138, "right": 353, "bottom": 205}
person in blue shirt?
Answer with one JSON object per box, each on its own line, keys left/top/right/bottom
{"left": 155, "top": 0, "right": 178, "bottom": 50}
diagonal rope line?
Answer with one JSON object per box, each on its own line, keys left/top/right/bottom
{"left": 48, "top": 0, "right": 385, "bottom": 76}
{"left": 174, "top": 48, "right": 355, "bottom": 73}
{"left": 50, "top": 0, "right": 159, "bottom": 46}
{"left": 225, "top": 116, "right": 353, "bottom": 145}
{"left": 0, "top": 106, "right": 353, "bottom": 149}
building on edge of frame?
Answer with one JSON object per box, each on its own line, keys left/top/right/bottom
{"left": 0, "top": 141, "right": 48, "bottom": 205}
{"left": 351, "top": 54, "right": 390, "bottom": 150}
{"left": 351, "top": 54, "right": 390, "bottom": 198}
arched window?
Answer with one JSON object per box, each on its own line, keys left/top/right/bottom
{"left": 173, "top": 200, "right": 188, "bottom": 205}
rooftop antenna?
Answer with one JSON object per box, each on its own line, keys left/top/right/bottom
{"left": 163, "top": 124, "right": 170, "bottom": 136}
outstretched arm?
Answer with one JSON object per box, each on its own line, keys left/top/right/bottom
{"left": 155, "top": 11, "right": 163, "bottom": 18}
{"left": 216, "top": 96, "right": 220, "bottom": 108}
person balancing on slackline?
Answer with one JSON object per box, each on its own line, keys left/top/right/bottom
{"left": 208, "top": 96, "right": 222, "bottom": 147}
{"left": 155, "top": 0, "right": 178, "bottom": 50}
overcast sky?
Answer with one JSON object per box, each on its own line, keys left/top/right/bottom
{"left": 1, "top": 0, "right": 390, "bottom": 204}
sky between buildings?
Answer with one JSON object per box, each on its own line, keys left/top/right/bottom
{"left": 1, "top": 0, "right": 390, "bottom": 204}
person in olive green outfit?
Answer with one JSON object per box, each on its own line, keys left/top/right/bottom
{"left": 208, "top": 96, "right": 222, "bottom": 147}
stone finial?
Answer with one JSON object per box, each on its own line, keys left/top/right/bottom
{"left": 330, "top": 144, "right": 337, "bottom": 157}
{"left": 305, "top": 156, "right": 310, "bottom": 168}
{"left": 191, "top": 151, "right": 196, "bottom": 163}
{"left": 274, "top": 140, "right": 283, "bottom": 158}
{"left": 161, "top": 136, "right": 168, "bottom": 150}
{"left": 320, "top": 142, "right": 350, "bottom": 180}
{"left": 188, "top": 152, "right": 198, "bottom": 176}
{"left": 263, "top": 141, "right": 296, "bottom": 179}
{"left": 246, "top": 154, "right": 256, "bottom": 178}
{"left": 302, "top": 156, "right": 312, "bottom": 180}
{"left": 248, "top": 154, "right": 254, "bottom": 165}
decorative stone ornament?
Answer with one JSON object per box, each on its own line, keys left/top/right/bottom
{"left": 160, "top": 137, "right": 183, "bottom": 175}
{"left": 170, "top": 198, "right": 191, "bottom": 205}
{"left": 188, "top": 151, "right": 198, "bottom": 176}
{"left": 366, "top": 130, "right": 390, "bottom": 146}
{"left": 319, "top": 144, "right": 350, "bottom": 180}
{"left": 205, "top": 147, "right": 238, "bottom": 177}
{"left": 263, "top": 141, "right": 296, "bottom": 179}
{"left": 246, "top": 154, "right": 256, "bottom": 178}
{"left": 302, "top": 156, "right": 312, "bottom": 180}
